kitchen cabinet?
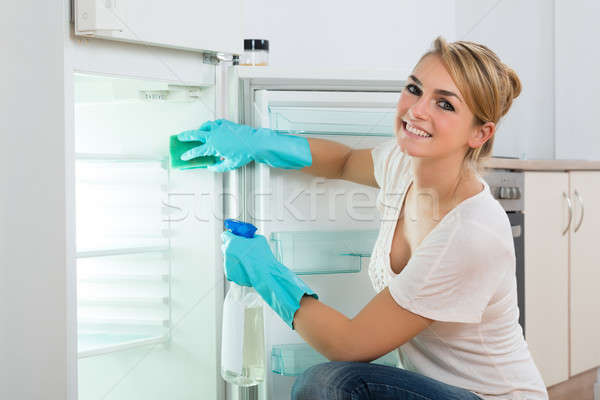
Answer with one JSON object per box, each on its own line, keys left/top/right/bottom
{"left": 73, "top": 0, "right": 243, "bottom": 55}
{"left": 524, "top": 172, "right": 570, "bottom": 387}
{"left": 524, "top": 170, "right": 600, "bottom": 386}
{"left": 555, "top": 1, "right": 600, "bottom": 160}
{"left": 569, "top": 171, "right": 600, "bottom": 376}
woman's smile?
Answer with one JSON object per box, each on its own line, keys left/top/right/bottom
{"left": 402, "top": 120, "right": 433, "bottom": 139}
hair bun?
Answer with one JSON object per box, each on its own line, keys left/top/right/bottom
{"left": 507, "top": 67, "right": 522, "bottom": 100}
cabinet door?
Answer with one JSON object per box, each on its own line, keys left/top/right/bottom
{"left": 555, "top": 1, "right": 600, "bottom": 160}
{"left": 524, "top": 172, "right": 569, "bottom": 386}
{"left": 569, "top": 171, "right": 600, "bottom": 375}
{"left": 73, "top": 0, "right": 243, "bottom": 55}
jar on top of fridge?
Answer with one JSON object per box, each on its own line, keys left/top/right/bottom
{"left": 240, "top": 39, "right": 269, "bottom": 66}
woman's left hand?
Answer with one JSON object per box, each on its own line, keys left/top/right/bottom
{"left": 221, "top": 231, "right": 275, "bottom": 287}
{"left": 220, "top": 231, "right": 318, "bottom": 329}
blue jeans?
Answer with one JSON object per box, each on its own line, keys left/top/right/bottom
{"left": 291, "top": 362, "right": 484, "bottom": 400}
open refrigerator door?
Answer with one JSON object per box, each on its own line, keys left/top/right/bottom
{"left": 230, "top": 71, "right": 407, "bottom": 399}
{"left": 73, "top": 70, "right": 225, "bottom": 399}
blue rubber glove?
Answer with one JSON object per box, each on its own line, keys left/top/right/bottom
{"left": 221, "top": 231, "right": 318, "bottom": 329}
{"left": 177, "top": 119, "right": 312, "bottom": 172}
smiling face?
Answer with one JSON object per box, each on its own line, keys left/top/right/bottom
{"left": 395, "top": 54, "right": 493, "bottom": 161}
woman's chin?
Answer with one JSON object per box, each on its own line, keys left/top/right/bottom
{"left": 396, "top": 135, "right": 429, "bottom": 157}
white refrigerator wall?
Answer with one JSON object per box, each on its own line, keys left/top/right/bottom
{"left": 0, "top": 1, "right": 68, "bottom": 399}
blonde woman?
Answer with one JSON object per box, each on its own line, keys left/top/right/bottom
{"left": 178, "top": 37, "right": 548, "bottom": 399}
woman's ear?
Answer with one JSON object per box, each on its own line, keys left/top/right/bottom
{"left": 469, "top": 122, "right": 495, "bottom": 149}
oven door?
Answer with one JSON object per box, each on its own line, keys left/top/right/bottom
{"left": 507, "top": 211, "right": 525, "bottom": 336}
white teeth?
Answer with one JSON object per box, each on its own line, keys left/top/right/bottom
{"left": 405, "top": 122, "right": 432, "bottom": 138}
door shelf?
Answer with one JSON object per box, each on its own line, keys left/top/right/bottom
{"left": 271, "top": 343, "right": 399, "bottom": 376}
{"left": 270, "top": 230, "right": 378, "bottom": 275}
{"left": 269, "top": 107, "right": 395, "bottom": 137}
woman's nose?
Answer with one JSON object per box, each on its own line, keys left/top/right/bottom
{"left": 409, "top": 96, "right": 429, "bottom": 120}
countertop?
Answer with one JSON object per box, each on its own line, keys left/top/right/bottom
{"left": 484, "top": 158, "right": 600, "bottom": 171}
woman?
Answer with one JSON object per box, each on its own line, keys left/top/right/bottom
{"left": 177, "top": 37, "right": 548, "bottom": 399}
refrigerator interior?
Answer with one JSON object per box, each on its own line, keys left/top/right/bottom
{"left": 73, "top": 72, "right": 222, "bottom": 399}
{"left": 243, "top": 89, "right": 404, "bottom": 398}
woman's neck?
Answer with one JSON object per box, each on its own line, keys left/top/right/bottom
{"left": 409, "top": 151, "right": 478, "bottom": 211}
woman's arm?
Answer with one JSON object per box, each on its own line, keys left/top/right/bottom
{"left": 293, "top": 288, "right": 433, "bottom": 362}
{"left": 301, "top": 138, "right": 378, "bottom": 188}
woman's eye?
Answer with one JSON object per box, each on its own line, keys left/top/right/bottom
{"left": 406, "top": 84, "right": 421, "bottom": 96}
{"left": 438, "top": 99, "right": 455, "bottom": 112}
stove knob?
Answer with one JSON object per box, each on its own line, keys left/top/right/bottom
{"left": 492, "top": 186, "right": 501, "bottom": 199}
{"left": 499, "top": 186, "right": 509, "bottom": 199}
{"left": 512, "top": 187, "right": 521, "bottom": 200}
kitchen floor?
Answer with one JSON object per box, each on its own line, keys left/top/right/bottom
{"left": 547, "top": 368, "right": 598, "bottom": 400}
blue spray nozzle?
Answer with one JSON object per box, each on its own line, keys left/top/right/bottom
{"left": 224, "top": 219, "right": 257, "bottom": 238}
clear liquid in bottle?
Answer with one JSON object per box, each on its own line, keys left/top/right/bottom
{"left": 221, "top": 285, "right": 265, "bottom": 387}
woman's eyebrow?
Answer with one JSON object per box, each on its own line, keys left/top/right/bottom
{"left": 408, "top": 74, "right": 463, "bottom": 103}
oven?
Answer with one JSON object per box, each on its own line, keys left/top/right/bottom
{"left": 483, "top": 170, "right": 525, "bottom": 337}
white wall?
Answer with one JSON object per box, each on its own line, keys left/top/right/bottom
{"left": 455, "top": 0, "right": 555, "bottom": 160}
{"left": 244, "top": 0, "right": 556, "bottom": 160}
{"left": 0, "top": 1, "right": 68, "bottom": 399}
{"left": 243, "top": 0, "right": 456, "bottom": 72}
{"left": 554, "top": 1, "right": 600, "bottom": 160}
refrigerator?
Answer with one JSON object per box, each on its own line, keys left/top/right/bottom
{"left": 3, "top": 3, "right": 416, "bottom": 399}
{"left": 71, "top": 63, "right": 407, "bottom": 400}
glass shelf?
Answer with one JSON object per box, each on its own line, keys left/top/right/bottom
{"left": 78, "top": 296, "right": 169, "bottom": 306}
{"left": 270, "top": 230, "right": 378, "bottom": 275}
{"left": 271, "top": 343, "right": 399, "bottom": 376}
{"left": 78, "top": 317, "right": 169, "bottom": 327}
{"left": 76, "top": 250, "right": 171, "bottom": 358}
{"left": 76, "top": 153, "right": 167, "bottom": 164}
{"left": 77, "top": 273, "right": 169, "bottom": 282}
{"left": 269, "top": 106, "right": 395, "bottom": 137}
{"left": 78, "top": 332, "right": 168, "bottom": 359}
{"left": 76, "top": 246, "right": 170, "bottom": 258}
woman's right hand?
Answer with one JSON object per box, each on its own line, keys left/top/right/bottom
{"left": 177, "top": 119, "right": 257, "bottom": 172}
{"left": 176, "top": 119, "right": 312, "bottom": 172}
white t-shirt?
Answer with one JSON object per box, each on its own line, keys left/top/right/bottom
{"left": 368, "top": 140, "right": 548, "bottom": 400}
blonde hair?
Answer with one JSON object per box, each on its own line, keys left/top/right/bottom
{"left": 419, "top": 37, "right": 522, "bottom": 173}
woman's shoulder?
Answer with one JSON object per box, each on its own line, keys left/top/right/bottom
{"left": 454, "top": 191, "right": 515, "bottom": 256}
{"left": 372, "top": 139, "right": 411, "bottom": 190}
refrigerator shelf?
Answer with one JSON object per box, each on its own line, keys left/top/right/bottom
{"left": 76, "top": 153, "right": 167, "bottom": 164}
{"left": 78, "top": 316, "right": 170, "bottom": 327}
{"left": 76, "top": 246, "right": 170, "bottom": 258}
{"left": 78, "top": 273, "right": 169, "bottom": 282}
{"left": 271, "top": 343, "right": 399, "bottom": 376}
{"left": 269, "top": 106, "right": 395, "bottom": 137}
{"left": 77, "top": 333, "right": 169, "bottom": 359}
{"left": 78, "top": 296, "right": 170, "bottom": 306}
{"left": 270, "top": 230, "right": 378, "bottom": 275}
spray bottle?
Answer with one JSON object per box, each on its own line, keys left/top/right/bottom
{"left": 221, "top": 219, "right": 266, "bottom": 387}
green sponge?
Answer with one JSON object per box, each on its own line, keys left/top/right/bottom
{"left": 169, "top": 134, "right": 220, "bottom": 170}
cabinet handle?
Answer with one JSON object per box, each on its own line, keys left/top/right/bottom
{"left": 562, "top": 192, "right": 572, "bottom": 236}
{"left": 574, "top": 189, "right": 584, "bottom": 233}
